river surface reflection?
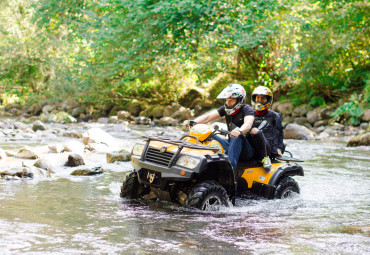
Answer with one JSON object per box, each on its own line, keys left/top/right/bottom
{"left": 0, "top": 123, "right": 369, "bottom": 254}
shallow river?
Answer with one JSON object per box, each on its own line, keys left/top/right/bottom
{"left": 0, "top": 122, "right": 369, "bottom": 254}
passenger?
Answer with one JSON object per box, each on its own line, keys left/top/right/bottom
{"left": 192, "top": 84, "right": 254, "bottom": 170}
{"left": 248, "top": 86, "right": 285, "bottom": 171}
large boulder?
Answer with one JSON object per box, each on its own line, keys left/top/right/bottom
{"left": 171, "top": 106, "right": 194, "bottom": 121}
{"left": 117, "top": 110, "right": 132, "bottom": 120}
{"left": 106, "top": 149, "right": 131, "bottom": 163}
{"left": 284, "top": 123, "right": 315, "bottom": 140}
{"left": 276, "top": 101, "right": 294, "bottom": 115}
{"left": 127, "top": 100, "right": 142, "bottom": 117}
{"left": 70, "top": 167, "right": 103, "bottom": 176}
{"left": 361, "top": 109, "right": 370, "bottom": 122}
{"left": 16, "top": 146, "right": 39, "bottom": 159}
{"left": 307, "top": 109, "right": 321, "bottom": 124}
{"left": 163, "top": 102, "right": 182, "bottom": 117}
{"left": 178, "top": 88, "right": 203, "bottom": 108}
{"left": 292, "top": 104, "right": 312, "bottom": 117}
{"left": 32, "top": 120, "right": 46, "bottom": 131}
{"left": 64, "top": 153, "right": 85, "bottom": 167}
{"left": 347, "top": 133, "right": 370, "bottom": 147}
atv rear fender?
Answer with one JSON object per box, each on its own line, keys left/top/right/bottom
{"left": 268, "top": 163, "right": 304, "bottom": 187}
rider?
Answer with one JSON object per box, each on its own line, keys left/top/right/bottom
{"left": 248, "top": 86, "right": 285, "bottom": 171}
{"left": 192, "top": 84, "right": 254, "bottom": 170}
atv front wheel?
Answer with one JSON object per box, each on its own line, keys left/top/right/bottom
{"left": 120, "top": 170, "right": 145, "bottom": 199}
{"left": 274, "top": 176, "right": 300, "bottom": 199}
{"left": 187, "top": 180, "right": 230, "bottom": 211}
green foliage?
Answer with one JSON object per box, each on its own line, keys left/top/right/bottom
{"left": 0, "top": 0, "right": 368, "bottom": 119}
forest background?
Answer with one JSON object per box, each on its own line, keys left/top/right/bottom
{"left": 0, "top": 0, "right": 368, "bottom": 125}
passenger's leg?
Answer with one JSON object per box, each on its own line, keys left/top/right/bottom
{"left": 248, "top": 131, "right": 270, "bottom": 160}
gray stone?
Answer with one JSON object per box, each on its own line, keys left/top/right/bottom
{"left": 127, "top": 100, "right": 142, "bottom": 117}
{"left": 117, "top": 110, "right": 132, "bottom": 120}
{"left": 276, "top": 101, "right": 294, "bottom": 115}
{"left": 171, "top": 107, "right": 194, "bottom": 121}
{"left": 64, "top": 153, "right": 85, "bottom": 167}
{"left": 14, "top": 121, "right": 28, "bottom": 130}
{"left": 347, "top": 133, "right": 370, "bottom": 147}
{"left": 106, "top": 150, "right": 131, "bottom": 163}
{"left": 284, "top": 123, "right": 315, "bottom": 140}
{"left": 360, "top": 123, "right": 369, "bottom": 130}
{"left": 361, "top": 109, "right": 370, "bottom": 122}
{"left": 292, "top": 104, "right": 312, "bottom": 117}
{"left": 314, "top": 120, "right": 329, "bottom": 127}
{"left": 16, "top": 146, "right": 39, "bottom": 159}
{"left": 71, "top": 107, "right": 86, "bottom": 118}
{"left": 70, "top": 167, "right": 103, "bottom": 176}
{"left": 159, "top": 117, "right": 178, "bottom": 126}
{"left": 294, "top": 117, "right": 308, "bottom": 125}
{"left": 307, "top": 109, "right": 320, "bottom": 124}
{"left": 135, "top": 116, "right": 151, "bottom": 125}
{"left": 32, "top": 120, "right": 46, "bottom": 131}
{"left": 163, "top": 102, "right": 182, "bottom": 117}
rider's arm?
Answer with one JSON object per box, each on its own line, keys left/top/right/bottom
{"left": 239, "top": 115, "right": 254, "bottom": 134}
{"left": 194, "top": 110, "right": 221, "bottom": 124}
{"left": 231, "top": 115, "right": 254, "bottom": 137}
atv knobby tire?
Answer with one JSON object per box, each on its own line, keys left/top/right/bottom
{"left": 274, "top": 176, "right": 300, "bottom": 199}
{"left": 187, "top": 180, "right": 230, "bottom": 211}
{"left": 120, "top": 171, "right": 143, "bottom": 199}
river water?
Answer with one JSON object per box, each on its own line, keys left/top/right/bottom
{"left": 0, "top": 122, "right": 369, "bottom": 254}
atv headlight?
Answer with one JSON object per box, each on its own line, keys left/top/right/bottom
{"left": 176, "top": 155, "right": 200, "bottom": 169}
{"left": 131, "top": 144, "right": 145, "bottom": 156}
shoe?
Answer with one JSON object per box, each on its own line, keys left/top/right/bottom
{"left": 262, "top": 156, "right": 272, "bottom": 171}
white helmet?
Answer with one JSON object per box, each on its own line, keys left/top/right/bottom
{"left": 216, "top": 83, "right": 246, "bottom": 115}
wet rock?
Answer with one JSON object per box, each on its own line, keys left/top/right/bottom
{"left": 61, "top": 100, "right": 80, "bottom": 111}
{"left": 109, "top": 116, "right": 119, "bottom": 123}
{"left": 307, "top": 109, "right": 320, "bottom": 124}
{"left": 284, "top": 123, "right": 315, "bottom": 140}
{"left": 360, "top": 123, "right": 369, "bottom": 130}
{"left": 64, "top": 153, "right": 85, "bottom": 167}
{"left": 16, "top": 146, "right": 39, "bottom": 159}
{"left": 179, "top": 88, "right": 203, "bottom": 108}
{"left": 347, "top": 133, "right": 370, "bottom": 147}
{"left": 159, "top": 117, "right": 178, "bottom": 126}
{"left": 55, "top": 111, "right": 77, "bottom": 123}
{"left": 294, "top": 117, "right": 308, "bottom": 126}
{"left": 361, "top": 109, "right": 370, "bottom": 122}
{"left": 14, "top": 121, "right": 28, "bottom": 130}
{"left": 32, "top": 120, "right": 46, "bottom": 131}
{"left": 276, "top": 101, "right": 294, "bottom": 115}
{"left": 316, "top": 132, "right": 330, "bottom": 140}
{"left": 292, "top": 104, "right": 311, "bottom": 117}
{"left": 171, "top": 107, "right": 194, "bottom": 121}
{"left": 127, "top": 99, "right": 142, "bottom": 117}
{"left": 117, "top": 110, "right": 132, "bottom": 120}
{"left": 163, "top": 102, "right": 182, "bottom": 117}
{"left": 314, "top": 120, "right": 329, "bottom": 128}
{"left": 135, "top": 116, "right": 151, "bottom": 125}
{"left": 71, "top": 107, "right": 86, "bottom": 118}
{"left": 62, "top": 131, "right": 82, "bottom": 139}
{"left": 0, "top": 148, "right": 6, "bottom": 159}
{"left": 70, "top": 166, "right": 103, "bottom": 176}
{"left": 106, "top": 150, "right": 131, "bottom": 163}
{"left": 0, "top": 167, "right": 29, "bottom": 178}
{"left": 34, "top": 157, "right": 63, "bottom": 171}
{"left": 42, "top": 105, "right": 55, "bottom": 114}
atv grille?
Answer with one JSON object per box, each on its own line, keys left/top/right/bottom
{"left": 145, "top": 147, "right": 174, "bottom": 166}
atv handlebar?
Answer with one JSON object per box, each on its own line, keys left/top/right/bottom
{"left": 213, "top": 120, "right": 268, "bottom": 137}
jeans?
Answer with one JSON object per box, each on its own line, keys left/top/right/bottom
{"left": 213, "top": 135, "right": 254, "bottom": 170}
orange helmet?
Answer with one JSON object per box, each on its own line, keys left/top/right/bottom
{"left": 251, "top": 86, "right": 273, "bottom": 111}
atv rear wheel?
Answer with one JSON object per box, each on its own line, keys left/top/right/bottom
{"left": 274, "top": 176, "right": 300, "bottom": 199}
{"left": 187, "top": 180, "right": 230, "bottom": 211}
{"left": 120, "top": 170, "right": 145, "bottom": 199}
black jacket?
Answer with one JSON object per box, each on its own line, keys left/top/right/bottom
{"left": 252, "top": 110, "right": 285, "bottom": 156}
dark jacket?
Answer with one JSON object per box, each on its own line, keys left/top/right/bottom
{"left": 252, "top": 110, "right": 285, "bottom": 156}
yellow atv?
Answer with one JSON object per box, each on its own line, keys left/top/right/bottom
{"left": 120, "top": 124, "right": 304, "bottom": 210}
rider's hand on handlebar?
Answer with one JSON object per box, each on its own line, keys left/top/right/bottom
{"left": 230, "top": 128, "right": 242, "bottom": 138}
